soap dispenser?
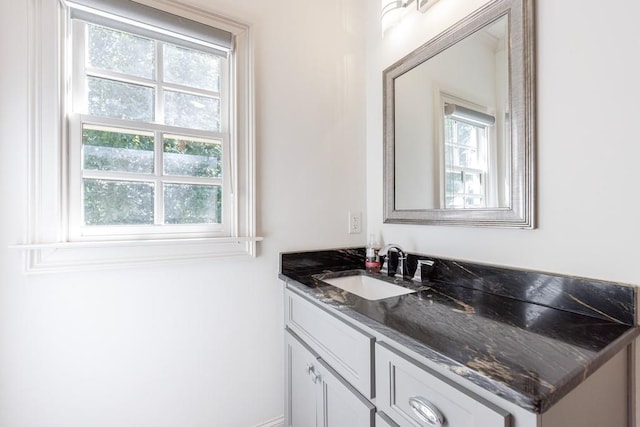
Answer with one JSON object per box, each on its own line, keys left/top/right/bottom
{"left": 365, "top": 234, "right": 381, "bottom": 272}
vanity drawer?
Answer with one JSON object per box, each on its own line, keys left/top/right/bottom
{"left": 285, "top": 288, "right": 374, "bottom": 398}
{"left": 376, "top": 342, "right": 511, "bottom": 427}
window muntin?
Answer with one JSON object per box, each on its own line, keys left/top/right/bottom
{"left": 69, "top": 18, "right": 230, "bottom": 239}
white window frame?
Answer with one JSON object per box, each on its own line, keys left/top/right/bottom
{"left": 68, "top": 18, "right": 231, "bottom": 240}
{"left": 20, "top": 0, "right": 258, "bottom": 273}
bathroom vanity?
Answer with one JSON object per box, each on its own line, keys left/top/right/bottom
{"left": 280, "top": 248, "right": 638, "bottom": 427}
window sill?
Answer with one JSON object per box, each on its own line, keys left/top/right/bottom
{"left": 11, "top": 236, "right": 263, "bottom": 274}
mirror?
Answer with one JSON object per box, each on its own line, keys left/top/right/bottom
{"left": 383, "top": 0, "right": 535, "bottom": 228}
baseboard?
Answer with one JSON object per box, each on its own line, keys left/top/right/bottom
{"left": 253, "top": 415, "right": 284, "bottom": 427}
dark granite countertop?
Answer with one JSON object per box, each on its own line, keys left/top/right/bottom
{"left": 279, "top": 248, "right": 639, "bottom": 414}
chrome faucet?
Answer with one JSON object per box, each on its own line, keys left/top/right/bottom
{"left": 379, "top": 244, "right": 406, "bottom": 279}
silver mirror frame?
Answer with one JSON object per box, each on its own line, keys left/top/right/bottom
{"left": 383, "top": 0, "right": 535, "bottom": 228}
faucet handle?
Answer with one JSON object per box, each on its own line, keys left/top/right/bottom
{"left": 413, "top": 259, "right": 435, "bottom": 282}
{"left": 380, "top": 253, "right": 391, "bottom": 275}
{"left": 379, "top": 244, "right": 403, "bottom": 277}
{"left": 380, "top": 253, "right": 401, "bottom": 277}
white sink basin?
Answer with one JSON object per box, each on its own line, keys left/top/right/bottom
{"left": 321, "top": 274, "right": 416, "bottom": 301}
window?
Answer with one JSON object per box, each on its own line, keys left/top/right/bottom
{"left": 68, "top": 1, "right": 232, "bottom": 240}
{"left": 21, "top": 0, "right": 257, "bottom": 272}
{"left": 442, "top": 101, "right": 495, "bottom": 209}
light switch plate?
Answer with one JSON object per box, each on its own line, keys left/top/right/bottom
{"left": 348, "top": 211, "right": 362, "bottom": 234}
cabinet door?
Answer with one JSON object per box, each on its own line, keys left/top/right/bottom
{"left": 317, "top": 357, "right": 375, "bottom": 427}
{"left": 285, "top": 328, "right": 375, "bottom": 427}
{"left": 285, "top": 328, "right": 321, "bottom": 427}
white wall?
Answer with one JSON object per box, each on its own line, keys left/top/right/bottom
{"left": 366, "top": 0, "right": 640, "bottom": 421}
{"left": 0, "top": 0, "right": 366, "bottom": 426}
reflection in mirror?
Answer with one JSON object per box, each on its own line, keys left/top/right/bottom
{"left": 384, "top": 0, "right": 535, "bottom": 228}
{"left": 394, "top": 16, "right": 509, "bottom": 210}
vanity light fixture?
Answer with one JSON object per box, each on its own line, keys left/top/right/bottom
{"left": 381, "top": 0, "right": 411, "bottom": 34}
{"left": 381, "top": 0, "right": 440, "bottom": 34}
{"left": 417, "top": 0, "right": 440, "bottom": 13}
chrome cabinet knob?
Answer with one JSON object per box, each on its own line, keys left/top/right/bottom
{"left": 306, "top": 363, "right": 321, "bottom": 384}
{"left": 409, "top": 396, "right": 445, "bottom": 427}
{"left": 310, "top": 370, "right": 321, "bottom": 384}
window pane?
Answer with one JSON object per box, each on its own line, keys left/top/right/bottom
{"left": 463, "top": 172, "right": 483, "bottom": 194}
{"left": 87, "top": 24, "right": 154, "bottom": 79}
{"left": 444, "top": 141, "right": 454, "bottom": 167}
{"left": 445, "top": 171, "right": 463, "bottom": 194}
{"left": 164, "top": 184, "right": 221, "bottom": 224}
{"left": 446, "top": 195, "right": 464, "bottom": 209}
{"left": 455, "top": 147, "right": 479, "bottom": 168}
{"left": 163, "top": 137, "right": 222, "bottom": 178}
{"left": 465, "top": 197, "right": 483, "bottom": 207}
{"left": 88, "top": 77, "right": 154, "bottom": 122}
{"left": 444, "top": 117, "right": 454, "bottom": 139}
{"left": 164, "top": 91, "right": 219, "bottom": 131}
{"left": 84, "top": 179, "right": 154, "bottom": 225}
{"left": 83, "top": 126, "right": 154, "bottom": 173}
{"left": 456, "top": 122, "right": 475, "bottom": 146}
{"left": 164, "top": 44, "right": 220, "bottom": 91}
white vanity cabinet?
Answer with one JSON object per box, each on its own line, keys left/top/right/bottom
{"left": 283, "top": 285, "right": 633, "bottom": 427}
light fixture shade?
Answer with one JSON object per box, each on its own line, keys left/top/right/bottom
{"left": 381, "top": 0, "right": 440, "bottom": 34}
{"left": 418, "top": 0, "right": 441, "bottom": 13}
{"left": 381, "top": 0, "right": 410, "bottom": 34}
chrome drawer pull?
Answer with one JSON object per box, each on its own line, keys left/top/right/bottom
{"left": 409, "top": 396, "right": 444, "bottom": 427}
